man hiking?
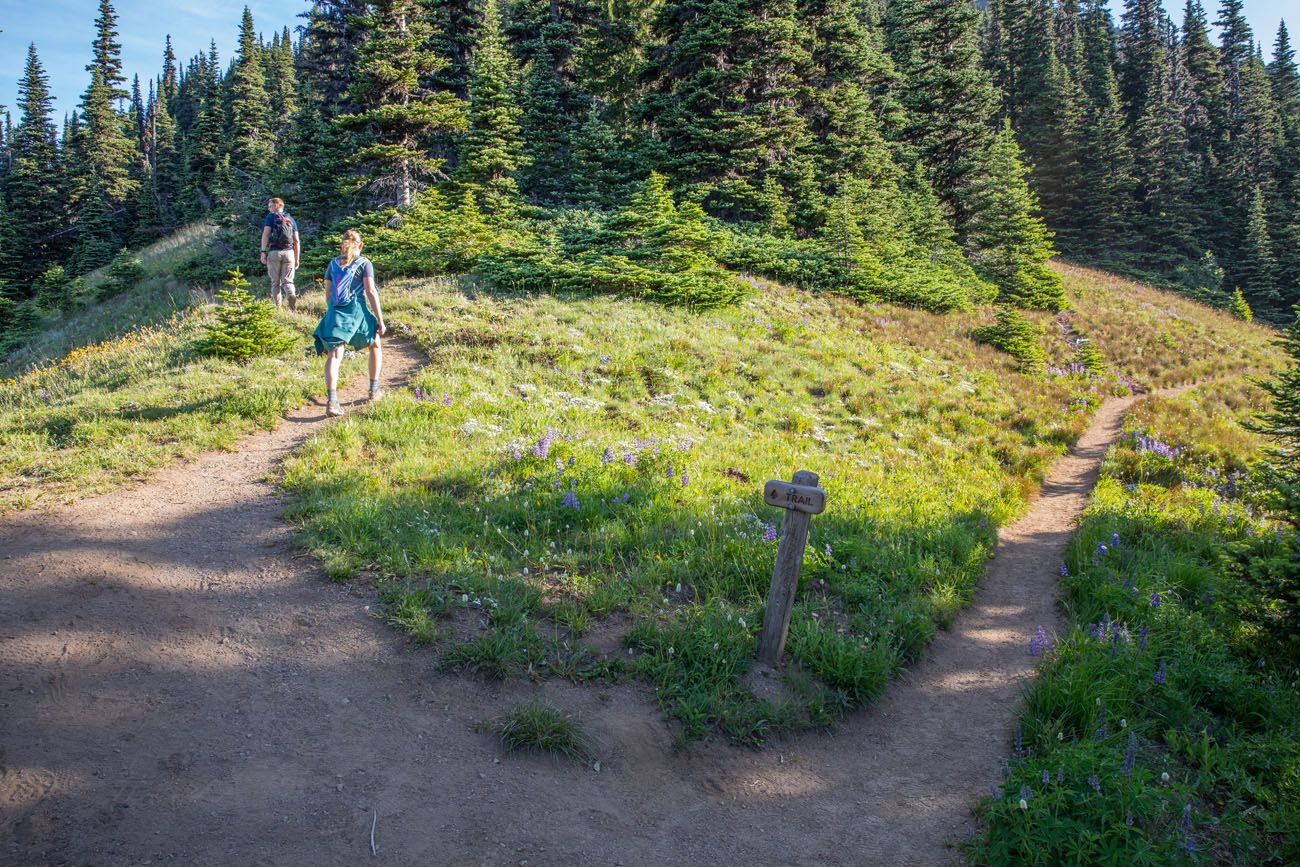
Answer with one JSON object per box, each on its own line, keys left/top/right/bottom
{"left": 260, "top": 197, "right": 300, "bottom": 310}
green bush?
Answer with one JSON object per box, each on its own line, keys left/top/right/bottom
{"left": 99, "top": 249, "right": 146, "bottom": 301}
{"left": 35, "top": 266, "right": 71, "bottom": 311}
{"left": 972, "top": 307, "right": 1047, "bottom": 371}
{"left": 196, "top": 269, "right": 297, "bottom": 362}
{"left": 477, "top": 173, "right": 749, "bottom": 309}
{"left": 0, "top": 292, "right": 42, "bottom": 357}
{"left": 1075, "top": 339, "right": 1106, "bottom": 376}
{"left": 1230, "top": 288, "right": 1253, "bottom": 322}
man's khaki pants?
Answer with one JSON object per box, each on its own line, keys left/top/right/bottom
{"left": 267, "top": 249, "right": 296, "bottom": 306}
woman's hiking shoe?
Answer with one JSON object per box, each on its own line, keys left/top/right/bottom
{"left": 326, "top": 400, "right": 345, "bottom": 417}
{"left": 367, "top": 389, "right": 384, "bottom": 402}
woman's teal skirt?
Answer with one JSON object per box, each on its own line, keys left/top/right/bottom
{"left": 313, "top": 298, "right": 379, "bottom": 355}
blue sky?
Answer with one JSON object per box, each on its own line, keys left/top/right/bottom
{"left": 0, "top": 0, "right": 1295, "bottom": 123}
{"left": 0, "top": 1, "right": 305, "bottom": 119}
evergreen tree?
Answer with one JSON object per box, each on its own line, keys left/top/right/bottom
{"left": 79, "top": 66, "right": 138, "bottom": 210}
{"left": 884, "top": 0, "right": 1002, "bottom": 229}
{"left": 1130, "top": 31, "right": 1196, "bottom": 264}
{"left": 570, "top": 105, "right": 628, "bottom": 208}
{"left": 162, "top": 35, "right": 179, "bottom": 106}
{"left": 229, "top": 7, "right": 273, "bottom": 176}
{"left": 299, "top": 0, "right": 370, "bottom": 116}
{"left": 1249, "top": 307, "right": 1300, "bottom": 527}
{"left": 1271, "top": 21, "right": 1300, "bottom": 113}
{"left": 644, "top": 0, "right": 812, "bottom": 220}
{"left": 266, "top": 28, "right": 299, "bottom": 141}
{"left": 87, "top": 0, "right": 129, "bottom": 101}
{"left": 1068, "top": 1, "right": 1133, "bottom": 255}
{"left": 72, "top": 179, "right": 118, "bottom": 275}
{"left": 283, "top": 101, "right": 353, "bottom": 223}
{"left": 336, "top": 0, "right": 467, "bottom": 208}
{"left": 459, "top": 0, "right": 528, "bottom": 212}
{"left": 147, "top": 83, "right": 183, "bottom": 227}
{"left": 8, "top": 44, "right": 63, "bottom": 280}
{"left": 1238, "top": 185, "right": 1281, "bottom": 313}
{"left": 960, "top": 121, "right": 1065, "bottom": 310}
{"left": 510, "top": 0, "right": 592, "bottom": 204}
{"left": 1117, "top": 0, "right": 1164, "bottom": 126}
{"left": 422, "top": 0, "right": 480, "bottom": 95}
{"left": 1216, "top": 0, "right": 1253, "bottom": 114}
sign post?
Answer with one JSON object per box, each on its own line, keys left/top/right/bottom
{"left": 757, "top": 470, "right": 825, "bottom": 667}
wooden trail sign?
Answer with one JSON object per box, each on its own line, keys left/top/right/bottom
{"left": 758, "top": 470, "right": 825, "bottom": 667}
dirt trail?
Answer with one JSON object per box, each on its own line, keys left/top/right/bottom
{"left": 1, "top": 381, "right": 1160, "bottom": 866}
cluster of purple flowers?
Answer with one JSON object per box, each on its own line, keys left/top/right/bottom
{"left": 1154, "top": 662, "right": 1167, "bottom": 685}
{"left": 532, "top": 428, "right": 557, "bottom": 459}
{"left": 610, "top": 491, "right": 633, "bottom": 505}
{"left": 560, "top": 489, "right": 580, "bottom": 510}
{"left": 1131, "top": 433, "right": 1182, "bottom": 460}
{"left": 1029, "top": 626, "right": 1052, "bottom": 658}
{"left": 1046, "top": 362, "right": 1091, "bottom": 379}
{"left": 762, "top": 523, "right": 779, "bottom": 543}
{"left": 1121, "top": 731, "right": 1138, "bottom": 777}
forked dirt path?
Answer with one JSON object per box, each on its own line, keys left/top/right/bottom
{"left": 1, "top": 381, "right": 1166, "bottom": 866}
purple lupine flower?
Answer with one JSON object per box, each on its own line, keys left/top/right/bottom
{"left": 1154, "top": 663, "right": 1167, "bottom": 684}
{"left": 824, "top": 544, "right": 833, "bottom": 557}
{"left": 1059, "top": 564, "right": 1069, "bottom": 577}
{"left": 667, "top": 463, "right": 675, "bottom": 479}
{"left": 1088, "top": 774, "right": 1101, "bottom": 794}
{"left": 621, "top": 492, "right": 631, "bottom": 503}
{"left": 762, "top": 524, "right": 778, "bottom": 543}
{"left": 414, "top": 386, "right": 423, "bottom": 401}
{"left": 1042, "top": 770, "right": 1050, "bottom": 787}
{"left": 560, "top": 489, "right": 580, "bottom": 510}
{"left": 1094, "top": 707, "right": 1109, "bottom": 741}
{"left": 1125, "top": 812, "right": 1133, "bottom": 827}
{"left": 602, "top": 447, "right": 613, "bottom": 465}
{"left": 1150, "top": 590, "right": 1161, "bottom": 608}
{"left": 1029, "top": 626, "right": 1051, "bottom": 658}
{"left": 556, "top": 457, "right": 564, "bottom": 472}
{"left": 1139, "top": 624, "right": 1148, "bottom": 653}
{"left": 624, "top": 451, "right": 636, "bottom": 467}
{"left": 1121, "top": 731, "right": 1137, "bottom": 777}
{"left": 443, "top": 393, "right": 452, "bottom": 406}
{"left": 1096, "top": 542, "right": 1109, "bottom": 557}
{"left": 568, "top": 456, "right": 575, "bottom": 467}
{"left": 681, "top": 472, "right": 688, "bottom": 488}
{"left": 512, "top": 447, "right": 522, "bottom": 461}
{"left": 1111, "top": 532, "right": 1120, "bottom": 547}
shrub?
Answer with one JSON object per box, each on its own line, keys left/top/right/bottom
{"left": 1229, "top": 287, "right": 1253, "bottom": 322}
{"left": 35, "top": 266, "right": 71, "bottom": 311}
{"left": 477, "top": 173, "right": 749, "bottom": 309}
{"left": 972, "top": 306, "right": 1047, "bottom": 371}
{"left": 1075, "top": 339, "right": 1106, "bottom": 376}
{"left": 99, "top": 249, "right": 146, "bottom": 301}
{"left": 196, "top": 269, "right": 297, "bottom": 362}
{"left": 0, "top": 292, "right": 42, "bottom": 357}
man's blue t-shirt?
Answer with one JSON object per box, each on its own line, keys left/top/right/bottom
{"left": 264, "top": 212, "right": 299, "bottom": 249}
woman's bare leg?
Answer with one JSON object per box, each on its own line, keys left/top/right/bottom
{"left": 325, "top": 346, "right": 343, "bottom": 399}
{"left": 369, "top": 336, "right": 383, "bottom": 385}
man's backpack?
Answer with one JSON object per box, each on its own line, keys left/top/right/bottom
{"left": 268, "top": 213, "right": 294, "bottom": 248}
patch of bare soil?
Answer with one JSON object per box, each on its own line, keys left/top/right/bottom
{"left": 1, "top": 378, "right": 1152, "bottom": 866}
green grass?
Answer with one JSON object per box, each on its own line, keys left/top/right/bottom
{"left": 496, "top": 699, "right": 590, "bottom": 759}
{"left": 969, "top": 381, "right": 1300, "bottom": 865}
{"left": 0, "top": 254, "right": 368, "bottom": 513}
{"left": 280, "top": 271, "right": 1200, "bottom": 743}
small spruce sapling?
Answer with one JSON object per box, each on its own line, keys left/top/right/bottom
{"left": 1229, "top": 288, "right": 1253, "bottom": 322}
{"left": 198, "top": 268, "right": 296, "bottom": 362}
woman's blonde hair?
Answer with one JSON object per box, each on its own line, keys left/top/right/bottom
{"left": 340, "top": 229, "right": 363, "bottom": 261}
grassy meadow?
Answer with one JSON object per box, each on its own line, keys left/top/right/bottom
{"left": 277, "top": 267, "right": 1280, "bottom": 743}
{"left": 971, "top": 379, "right": 1299, "bottom": 864}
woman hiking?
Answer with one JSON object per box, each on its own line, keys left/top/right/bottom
{"left": 313, "top": 229, "right": 387, "bottom": 417}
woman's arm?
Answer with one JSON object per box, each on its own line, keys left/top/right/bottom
{"left": 363, "top": 275, "right": 386, "bottom": 335}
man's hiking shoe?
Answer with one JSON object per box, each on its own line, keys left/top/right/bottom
{"left": 367, "top": 389, "right": 384, "bottom": 402}
{"left": 326, "top": 401, "right": 345, "bottom": 418}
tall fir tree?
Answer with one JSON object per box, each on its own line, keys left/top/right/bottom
{"left": 644, "top": 0, "right": 812, "bottom": 221}
{"left": 459, "top": 0, "right": 528, "bottom": 212}
{"left": 884, "top": 0, "right": 1002, "bottom": 230}
{"left": 336, "top": 0, "right": 467, "bottom": 208}
{"left": 9, "top": 44, "right": 64, "bottom": 280}
{"left": 87, "top": 0, "right": 129, "bottom": 101}
{"left": 1238, "top": 185, "right": 1281, "bottom": 313}
{"left": 266, "top": 28, "right": 300, "bottom": 142}
{"left": 162, "top": 35, "right": 179, "bottom": 106}
{"left": 299, "top": 0, "right": 370, "bottom": 116}
{"left": 959, "top": 120, "right": 1066, "bottom": 310}
{"left": 229, "top": 7, "right": 273, "bottom": 176}
{"left": 1216, "top": 0, "right": 1253, "bottom": 115}
{"left": 78, "top": 66, "right": 138, "bottom": 211}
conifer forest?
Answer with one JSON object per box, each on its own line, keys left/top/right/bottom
{"left": 0, "top": 0, "right": 1296, "bottom": 324}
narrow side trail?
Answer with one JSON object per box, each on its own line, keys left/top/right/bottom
{"left": 0, "top": 385, "right": 1167, "bottom": 866}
